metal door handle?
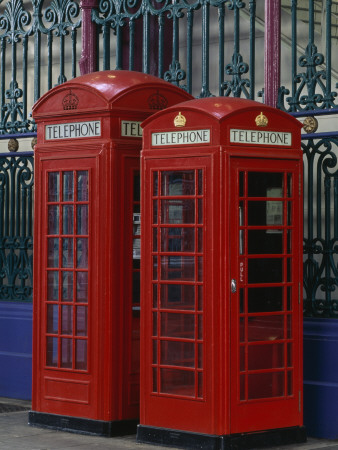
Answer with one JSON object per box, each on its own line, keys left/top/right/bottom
{"left": 231, "top": 279, "right": 237, "bottom": 293}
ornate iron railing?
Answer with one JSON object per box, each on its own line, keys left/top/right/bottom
{"left": 0, "top": 152, "right": 34, "bottom": 302}
{"left": 0, "top": 0, "right": 81, "bottom": 135}
{"left": 301, "top": 130, "right": 338, "bottom": 317}
{"left": 92, "top": 0, "right": 258, "bottom": 98}
{"left": 278, "top": 0, "right": 338, "bottom": 111}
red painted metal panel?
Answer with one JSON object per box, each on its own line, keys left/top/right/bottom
{"left": 32, "top": 71, "right": 193, "bottom": 427}
{"left": 140, "top": 97, "right": 303, "bottom": 439}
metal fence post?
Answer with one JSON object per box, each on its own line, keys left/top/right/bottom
{"left": 79, "top": 0, "right": 98, "bottom": 75}
{"left": 264, "top": 0, "right": 281, "bottom": 107}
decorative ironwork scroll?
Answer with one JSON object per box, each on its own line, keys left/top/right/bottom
{"left": 0, "top": 154, "right": 34, "bottom": 302}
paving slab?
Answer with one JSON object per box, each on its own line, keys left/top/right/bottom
{"left": 0, "top": 408, "right": 338, "bottom": 450}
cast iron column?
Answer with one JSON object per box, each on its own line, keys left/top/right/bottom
{"left": 264, "top": 0, "right": 281, "bottom": 107}
{"left": 79, "top": 0, "right": 98, "bottom": 75}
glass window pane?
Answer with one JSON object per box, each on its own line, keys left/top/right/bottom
{"left": 153, "top": 340, "right": 158, "bottom": 364}
{"left": 198, "top": 199, "right": 203, "bottom": 224}
{"left": 161, "top": 200, "right": 195, "bottom": 224}
{"left": 153, "top": 256, "right": 158, "bottom": 280}
{"left": 160, "top": 341, "right": 195, "bottom": 367}
{"left": 47, "top": 238, "right": 59, "bottom": 267}
{"left": 48, "top": 172, "right": 60, "bottom": 202}
{"left": 198, "top": 170, "right": 203, "bottom": 195}
{"left": 75, "top": 340, "right": 87, "bottom": 370}
{"left": 153, "top": 312, "right": 158, "bottom": 337}
{"left": 160, "top": 313, "right": 195, "bottom": 339}
{"left": 161, "top": 256, "right": 195, "bottom": 281}
{"left": 46, "top": 337, "right": 58, "bottom": 367}
{"left": 63, "top": 171, "right": 74, "bottom": 201}
{"left": 132, "top": 271, "right": 140, "bottom": 303}
{"left": 77, "top": 171, "right": 88, "bottom": 201}
{"left": 47, "top": 271, "right": 59, "bottom": 301}
{"left": 248, "top": 372, "right": 284, "bottom": 399}
{"left": 153, "top": 200, "right": 158, "bottom": 224}
{"left": 47, "top": 305, "right": 58, "bottom": 334}
{"left": 77, "top": 205, "right": 88, "bottom": 235}
{"left": 248, "top": 172, "right": 283, "bottom": 197}
{"left": 153, "top": 284, "right": 158, "bottom": 308}
{"left": 248, "top": 343, "right": 284, "bottom": 370}
{"left": 62, "top": 205, "right": 74, "bottom": 234}
{"left": 161, "top": 171, "right": 195, "bottom": 196}
{"left": 48, "top": 205, "right": 59, "bottom": 235}
{"left": 287, "top": 370, "right": 293, "bottom": 395}
{"left": 160, "top": 369, "right": 195, "bottom": 397}
{"left": 153, "top": 368, "right": 158, "bottom": 392}
{"left": 248, "top": 315, "right": 284, "bottom": 342}
{"left": 248, "top": 201, "right": 283, "bottom": 226}
{"left": 77, "top": 238, "right": 88, "bottom": 268}
{"left": 61, "top": 305, "right": 73, "bottom": 335}
{"left": 153, "top": 172, "right": 158, "bottom": 196}
{"left": 133, "top": 172, "right": 140, "bottom": 202}
{"left": 198, "top": 285, "right": 203, "bottom": 311}
{"left": 161, "top": 228, "right": 195, "bottom": 252}
{"left": 287, "top": 315, "right": 292, "bottom": 339}
{"left": 76, "top": 306, "right": 87, "bottom": 336}
{"left": 198, "top": 227, "right": 203, "bottom": 252}
{"left": 266, "top": 199, "right": 283, "bottom": 226}
{"left": 248, "top": 287, "right": 283, "bottom": 313}
{"left": 76, "top": 272, "right": 88, "bottom": 302}
{"left": 160, "top": 284, "right": 195, "bottom": 310}
{"left": 61, "top": 338, "right": 72, "bottom": 368}
{"left": 153, "top": 228, "right": 157, "bottom": 252}
{"left": 62, "top": 271, "right": 73, "bottom": 301}
{"left": 287, "top": 343, "right": 293, "bottom": 367}
{"left": 248, "top": 258, "right": 283, "bottom": 283}
{"left": 62, "top": 238, "right": 73, "bottom": 268}
{"left": 248, "top": 230, "right": 283, "bottom": 254}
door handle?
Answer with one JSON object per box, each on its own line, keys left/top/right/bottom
{"left": 231, "top": 279, "right": 237, "bottom": 293}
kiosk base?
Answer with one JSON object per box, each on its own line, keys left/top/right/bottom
{"left": 137, "top": 424, "right": 306, "bottom": 449}
{"left": 28, "top": 411, "right": 138, "bottom": 436}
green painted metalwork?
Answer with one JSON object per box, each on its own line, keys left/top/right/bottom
{"left": 0, "top": 0, "right": 81, "bottom": 135}
{"left": 302, "top": 134, "right": 338, "bottom": 317}
{"left": 92, "top": 0, "right": 256, "bottom": 98}
{"left": 278, "top": 0, "right": 338, "bottom": 111}
{"left": 0, "top": 153, "right": 33, "bottom": 302}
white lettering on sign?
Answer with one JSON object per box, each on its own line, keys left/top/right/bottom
{"left": 152, "top": 129, "right": 210, "bottom": 146}
{"left": 45, "top": 121, "right": 101, "bottom": 140}
{"left": 121, "top": 121, "right": 142, "bottom": 138}
{"left": 230, "top": 129, "right": 292, "bottom": 146}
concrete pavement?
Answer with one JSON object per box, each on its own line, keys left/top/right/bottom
{"left": 1, "top": 400, "right": 338, "bottom": 450}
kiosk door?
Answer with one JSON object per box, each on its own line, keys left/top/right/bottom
{"left": 123, "top": 157, "right": 141, "bottom": 419}
{"left": 229, "top": 158, "right": 302, "bottom": 434}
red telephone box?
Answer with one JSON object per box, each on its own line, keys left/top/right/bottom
{"left": 138, "top": 97, "right": 306, "bottom": 448}
{"left": 29, "top": 70, "right": 192, "bottom": 435}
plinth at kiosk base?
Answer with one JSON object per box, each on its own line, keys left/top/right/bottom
{"left": 28, "top": 411, "right": 138, "bottom": 436}
{"left": 137, "top": 425, "right": 306, "bottom": 450}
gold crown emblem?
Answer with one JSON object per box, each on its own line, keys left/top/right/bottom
{"left": 174, "top": 112, "right": 186, "bottom": 128}
{"left": 62, "top": 90, "right": 79, "bottom": 110}
{"left": 255, "top": 112, "right": 268, "bottom": 127}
